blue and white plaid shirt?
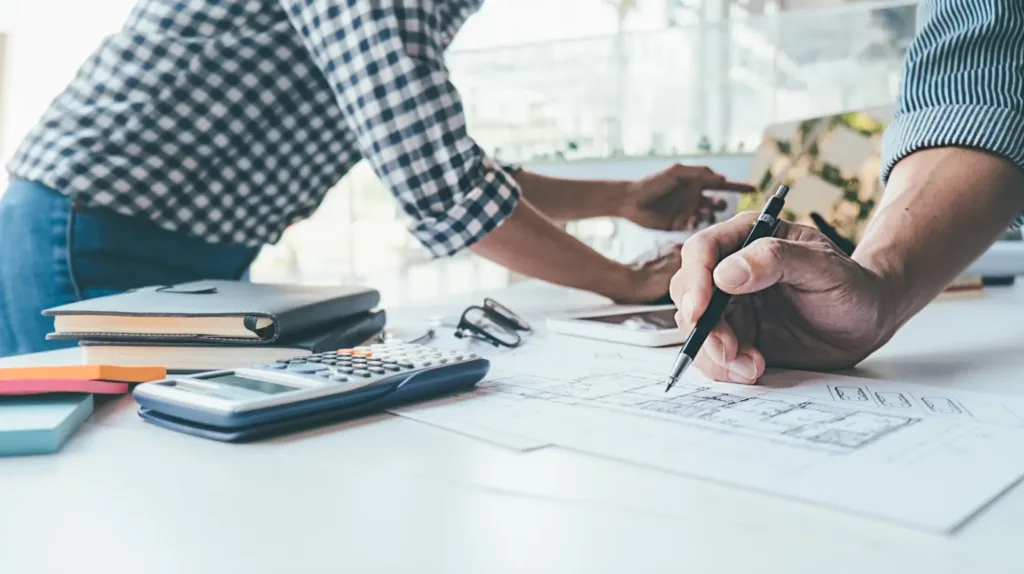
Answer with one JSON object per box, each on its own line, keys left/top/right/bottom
{"left": 6, "top": 0, "right": 519, "bottom": 257}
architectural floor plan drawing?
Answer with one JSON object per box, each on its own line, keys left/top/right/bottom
{"left": 486, "top": 373, "right": 919, "bottom": 453}
{"left": 772, "top": 371, "right": 1024, "bottom": 427}
{"left": 393, "top": 338, "right": 1024, "bottom": 533}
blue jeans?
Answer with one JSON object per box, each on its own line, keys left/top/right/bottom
{"left": 0, "top": 179, "right": 260, "bottom": 357}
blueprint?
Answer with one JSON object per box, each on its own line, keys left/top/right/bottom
{"left": 393, "top": 338, "right": 1024, "bottom": 533}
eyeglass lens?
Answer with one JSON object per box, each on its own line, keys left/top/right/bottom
{"left": 483, "top": 298, "right": 531, "bottom": 332}
{"left": 460, "top": 306, "right": 522, "bottom": 347}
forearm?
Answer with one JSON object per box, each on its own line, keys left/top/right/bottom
{"left": 510, "top": 170, "right": 626, "bottom": 223}
{"left": 469, "top": 197, "right": 633, "bottom": 300}
{"left": 854, "top": 148, "right": 1024, "bottom": 331}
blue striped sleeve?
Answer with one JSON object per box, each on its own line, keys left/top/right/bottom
{"left": 881, "top": 0, "right": 1024, "bottom": 184}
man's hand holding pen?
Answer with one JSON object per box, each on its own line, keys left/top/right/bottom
{"left": 667, "top": 208, "right": 895, "bottom": 385}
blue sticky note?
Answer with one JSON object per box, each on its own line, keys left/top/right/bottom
{"left": 0, "top": 394, "right": 94, "bottom": 456}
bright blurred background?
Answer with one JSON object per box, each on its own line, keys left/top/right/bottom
{"left": 0, "top": 0, "right": 917, "bottom": 307}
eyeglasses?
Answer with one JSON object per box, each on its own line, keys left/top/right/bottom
{"left": 453, "top": 298, "right": 532, "bottom": 348}
{"left": 372, "top": 298, "right": 531, "bottom": 349}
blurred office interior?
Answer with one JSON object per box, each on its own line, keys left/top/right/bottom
{"left": 0, "top": 0, "right": 917, "bottom": 306}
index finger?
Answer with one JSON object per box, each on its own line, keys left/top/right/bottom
{"left": 673, "top": 211, "right": 762, "bottom": 322}
{"left": 704, "top": 180, "right": 757, "bottom": 193}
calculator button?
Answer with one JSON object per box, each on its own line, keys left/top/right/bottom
{"left": 288, "top": 363, "right": 327, "bottom": 374}
{"left": 264, "top": 363, "right": 288, "bottom": 369}
{"left": 330, "top": 375, "right": 349, "bottom": 383}
{"left": 316, "top": 371, "right": 333, "bottom": 378}
{"left": 338, "top": 367, "right": 355, "bottom": 375}
{"left": 368, "top": 366, "right": 385, "bottom": 374}
{"left": 383, "top": 364, "right": 401, "bottom": 372}
{"left": 353, "top": 369, "right": 372, "bottom": 378}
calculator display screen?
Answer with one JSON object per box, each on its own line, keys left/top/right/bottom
{"left": 201, "top": 374, "right": 296, "bottom": 396}
{"left": 579, "top": 309, "right": 677, "bottom": 331}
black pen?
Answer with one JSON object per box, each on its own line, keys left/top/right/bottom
{"left": 664, "top": 184, "right": 790, "bottom": 391}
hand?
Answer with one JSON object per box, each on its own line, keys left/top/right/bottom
{"left": 621, "top": 164, "right": 755, "bottom": 231}
{"left": 613, "top": 244, "right": 683, "bottom": 305}
{"left": 669, "top": 212, "right": 896, "bottom": 384}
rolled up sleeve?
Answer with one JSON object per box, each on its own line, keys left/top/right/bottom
{"left": 281, "top": 0, "right": 520, "bottom": 257}
{"left": 881, "top": 0, "right": 1024, "bottom": 184}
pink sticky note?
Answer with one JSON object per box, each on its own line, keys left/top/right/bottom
{"left": 0, "top": 379, "right": 131, "bottom": 396}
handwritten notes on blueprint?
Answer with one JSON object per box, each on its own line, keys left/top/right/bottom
{"left": 393, "top": 340, "right": 1024, "bottom": 533}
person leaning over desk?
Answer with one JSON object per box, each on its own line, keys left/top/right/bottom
{"left": 670, "top": 0, "right": 1024, "bottom": 384}
{"left": 0, "top": 0, "right": 753, "bottom": 358}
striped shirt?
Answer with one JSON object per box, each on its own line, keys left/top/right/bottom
{"left": 5, "top": 0, "right": 519, "bottom": 257}
{"left": 882, "top": 0, "right": 1024, "bottom": 199}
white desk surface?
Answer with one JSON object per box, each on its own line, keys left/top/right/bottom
{"left": 3, "top": 281, "right": 1024, "bottom": 574}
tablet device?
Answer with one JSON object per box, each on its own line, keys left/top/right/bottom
{"left": 545, "top": 305, "right": 684, "bottom": 347}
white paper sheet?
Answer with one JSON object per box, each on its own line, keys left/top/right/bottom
{"left": 393, "top": 336, "right": 1024, "bottom": 533}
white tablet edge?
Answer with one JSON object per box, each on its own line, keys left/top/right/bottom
{"left": 545, "top": 305, "right": 685, "bottom": 348}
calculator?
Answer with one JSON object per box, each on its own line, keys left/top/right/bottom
{"left": 132, "top": 343, "right": 489, "bottom": 442}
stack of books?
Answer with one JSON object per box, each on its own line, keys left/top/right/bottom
{"left": 42, "top": 280, "right": 387, "bottom": 372}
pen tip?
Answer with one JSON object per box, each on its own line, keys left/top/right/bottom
{"left": 664, "top": 378, "right": 676, "bottom": 393}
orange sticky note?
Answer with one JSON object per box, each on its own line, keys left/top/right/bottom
{"left": 0, "top": 379, "right": 131, "bottom": 395}
{"left": 0, "top": 365, "right": 166, "bottom": 383}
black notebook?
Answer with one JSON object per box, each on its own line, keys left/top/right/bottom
{"left": 44, "top": 280, "right": 380, "bottom": 344}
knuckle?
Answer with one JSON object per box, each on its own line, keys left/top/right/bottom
{"left": 669, "top": 270, "right": 683, "bottom": 300}
{"left": 732, "top": 211, "right": 759, "bottom": 225}
{"left": 682, "top": 230, "right": 713, "bottom": 255}
{"left": 743, "top": 239, "right": 785, "bottom": 279}
{"left": 675, "top": 312, "right": 694, "bottom": 332}
{"left": 791, "top": 220, "right": 832, "bottom": 244}
{"left": 758, "top": 238, "right": 786, "bottom": 263}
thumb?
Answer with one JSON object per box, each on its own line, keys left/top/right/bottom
{"left": 712, "top": 237, "right": 847, "bottom": 294}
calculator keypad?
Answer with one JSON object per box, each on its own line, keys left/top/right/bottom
{"left": 257, "top": 344, "right": 477, "bottom": 385}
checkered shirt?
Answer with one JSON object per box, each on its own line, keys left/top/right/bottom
{"left": 6, "top": 0, "right": 520, "bottom": 257}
